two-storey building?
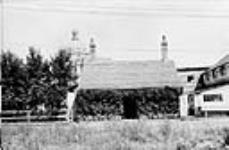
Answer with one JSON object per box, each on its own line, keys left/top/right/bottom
{"left": 180, "top": 55, "right": 229, "bottom": 117}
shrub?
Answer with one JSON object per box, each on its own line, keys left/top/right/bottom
{"left": 74, "top": 87, "right": 180, "bottom": 120}
{"left": 75, "top": 89, "right": 123, "bottom": 120}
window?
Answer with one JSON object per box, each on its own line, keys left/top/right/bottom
{"left": 226, "top": 63, "right": 229, "bottom": 75}
{"left": 188, "top": 94, "right": 195, "bottom": 104}
{"left": 203, "top": 94, "right": 223, "bottom": 102}
{"left": 215, "top": 68, "right": 221, "bottom": 78}
{"left": 204, "top": 72, "right": 211, "bottom": 82}
{"left": 187, "top": 75, "right": 194, "bottom": 82}
{"left": 212, "top": 69, "right": 218, "bottom": 79}
{"left": 220, "top": 65, "right": 226, "bottom": 76}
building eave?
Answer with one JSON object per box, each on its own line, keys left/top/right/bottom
{"left": 195, "top": 81, "right": 229, "bottom": 94}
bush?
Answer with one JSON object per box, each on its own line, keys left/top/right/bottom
{"left": 74, "top": 87, "right": 180, "bottom": 120}
{"left": 75, "top": 89, "right": 123, "bottom": 120}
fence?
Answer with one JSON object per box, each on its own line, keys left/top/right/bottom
{"left": 1, "top": 109, "right": 67, "bottom": 123}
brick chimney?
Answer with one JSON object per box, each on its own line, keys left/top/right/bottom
{"left": 89, "top": 37, "right": 96, "bottom": 58}
{"left": 161, "top": 35, "right": 168, "bottom": 62}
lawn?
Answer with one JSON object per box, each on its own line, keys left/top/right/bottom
{"left": 2, "top": 118, "right": 229, "bottom": 150}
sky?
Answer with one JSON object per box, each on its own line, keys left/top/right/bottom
{"left": 1, "top": 0, "right": 229, "bottom": 67}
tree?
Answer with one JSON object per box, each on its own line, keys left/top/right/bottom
{"left": 25, "top": 47, "right": 49, "bottom": 110}
{"left": 2, "top": 48, "right": 77, "bottom": 114}
{"left": 50, "top": 49, "right": 73, "bottom": 86}
{"left": 2, "top": 51, "right": 27, "bottom": 110}
{"left": 48, "top": 49, "right": 74, "bottom": 112}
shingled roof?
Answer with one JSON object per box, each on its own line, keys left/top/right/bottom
{"left": 80, "top": 58, "right": 181, "bottom": 89}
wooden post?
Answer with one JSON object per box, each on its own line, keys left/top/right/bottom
{"left": 204, "top": 111, "right": 208, "bottom": 118}
{"left": 179, "top": 94, "right": 188, "bottom": 119}
{"left": 27, "top": 111, "right": 31, "bottom": 123}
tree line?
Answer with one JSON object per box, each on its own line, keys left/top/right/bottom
{"left": 2, "top": 47, "right": 74, "bottom": 115}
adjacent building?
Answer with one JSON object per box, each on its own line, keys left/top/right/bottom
{"left": 180, "top": 55, "right": 229, "bottom": 117}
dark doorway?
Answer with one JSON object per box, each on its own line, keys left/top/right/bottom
{"left": 123, "top": 94, "right": 138, "bottom": 119}
{"left": 188, "top": 94, "right": 195, "bottom": 116}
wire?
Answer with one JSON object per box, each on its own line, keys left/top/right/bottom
{"left": 3, "top": 3, "right": 229, "bottom": 18}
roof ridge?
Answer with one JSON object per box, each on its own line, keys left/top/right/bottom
{"left": 208, "top": 54, "right": 229, "bottom": 70}
{"left": 216, "top": 54, "right": 229, "bottom": 65}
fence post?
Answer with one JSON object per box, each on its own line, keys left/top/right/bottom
{"left": 27, "top": 111, "right": 31, "bottom": 123}
{"left": 204, "top": 111, "right": 208, "bottom": 118}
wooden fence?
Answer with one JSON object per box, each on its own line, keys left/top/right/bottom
{"left": 1, "top": 109, "right": 67, "bottom": 123}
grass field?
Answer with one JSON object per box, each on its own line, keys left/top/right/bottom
{"left": 2, "top": 118, "right": 229, "bottom": 150}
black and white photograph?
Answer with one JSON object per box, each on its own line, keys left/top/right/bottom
{"left": 1, "top": 0, "right": 229, "bottom": 149}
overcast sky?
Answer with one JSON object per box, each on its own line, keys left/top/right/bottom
{"left": 1, "top": 0, "right": 229, "bottom": 67}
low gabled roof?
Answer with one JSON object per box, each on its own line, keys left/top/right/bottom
{"left": 80, "top": 58, "right": 181, "bottom": 89}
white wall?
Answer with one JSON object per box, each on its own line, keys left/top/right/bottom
{"left": 179, "top": 94, "right": 188, "bottom": 117}
{"left": 177, "top": 71, "right": 203, "bottom": 93}
{"left": 195, "top": 85, "right": 229, "bottom": 111}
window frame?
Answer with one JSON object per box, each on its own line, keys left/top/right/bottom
{"left": 212, "top": 69, "right": 217, "bottom": 79}
{"left": 220, "top": 65, "right": 226, "bottom": 76}
{"left": 225, "top": 63, "right": 229, "bottom": 75}
{"left": 187, "top": 75, "right": 194, "bottom": 83}
{"left": 203, "top": 94, "right": 223, "bottom": 102}
{"left": 204, "top": 71, "right": 211, "bottom": 82}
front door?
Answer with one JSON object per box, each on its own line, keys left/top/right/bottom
{"left": 188, "top": 94, "right": 195, "bottom": 116}
{"left": 123, "top": 94, "right": 138, "bottom": 119}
